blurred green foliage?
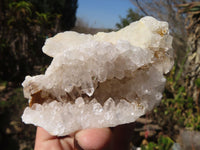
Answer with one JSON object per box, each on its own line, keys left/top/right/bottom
{"left": 0, "top": 0, "right": 78, "bottom": 149}
{"left": 0, "top": 0, "right": 77, "bottom": 82}
{"left": 0, "top": 87, "right": 36, "bottom": 150}
{"left": 153, "top": 60, "right": 200, "bottom": 134}
{"left": 116, "top": 8, "right": 143, "bottom": 29}
{"left": 141, "top": 136, "right": 174, "bottom": 150}
{"left": 195, "top": 78, "right": 200, "bottom": 88}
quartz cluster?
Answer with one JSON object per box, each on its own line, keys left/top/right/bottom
{"left": 21, "top": 16, "right": 174, "bottom": 136}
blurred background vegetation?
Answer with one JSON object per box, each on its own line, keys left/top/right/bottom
{"left": 0, "top": 0, "right": 200, "bottom": 149}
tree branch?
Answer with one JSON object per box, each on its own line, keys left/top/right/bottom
{"left": 130, "top": 0, "right": 149, "bottom": 16}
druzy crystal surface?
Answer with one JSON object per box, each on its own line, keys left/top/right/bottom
{"left": 21, "top": 16, "right": 173, "bottom": 136}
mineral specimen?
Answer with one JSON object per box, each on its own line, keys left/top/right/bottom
{"left": 21, "top": 16, "right": 173, "bottom": 136}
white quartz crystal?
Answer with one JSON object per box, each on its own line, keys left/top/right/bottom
{"left": 21, "top": 16, "right": 173, "bottom": 136}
